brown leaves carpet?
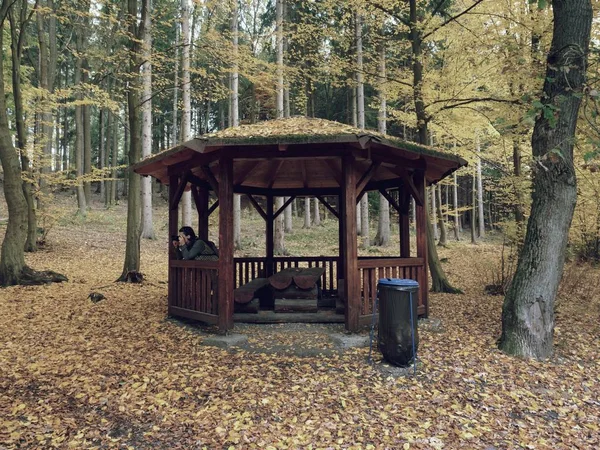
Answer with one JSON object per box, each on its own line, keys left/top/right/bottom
{"left": 0, "top": 204, "right": 599, "bottom": 449}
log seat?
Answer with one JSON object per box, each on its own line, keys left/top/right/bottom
{"left": 234, "top": 278, "right": 271, "bottom": 304}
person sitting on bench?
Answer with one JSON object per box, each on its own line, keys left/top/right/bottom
{"left": 172, "top": 226, "right": 218, "bottom": 261}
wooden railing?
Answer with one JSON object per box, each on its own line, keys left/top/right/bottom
{"left": 357, "top": 257, "right": 425, "bottom": 321}
{"left": 169, "top": 260, "right": 219, "bottom": 324}
{"left": 234, "top": 256, "right": 340, "bottom": 294}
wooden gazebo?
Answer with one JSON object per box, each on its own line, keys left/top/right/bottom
{"left": 132, "top": 118, "right": 466, "bottom": 333}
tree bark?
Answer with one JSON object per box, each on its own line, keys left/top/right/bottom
{"left": 303, "top": 197, "right": 311, "bottom": 228}
{"left": 74, "top": 9, "right": 87, "bottom": 216}
{"left": 119, "top": 0, "right": 146, "bottom": 281}
{"left": 0, "top": 15, "right": 27, "bottom": 284}
{"left": 360, "top": 195, "right": 369, "bottom": 248}
{"left": 313, "top": 197, "right": 321, "bottom": 226}
{"left": 499, "top": 0, "right": 592, "bottom": 359}
{"left": 284, "top": 196, "right": 293, "bottom": 233}
{"left": 180, "top": 0, "right": 192, "bottom": 227}
{"left": 436, "top": 184, "right": 447, "bottom": 246}
{"left": 141, "top": 0, "right": 155, "bottom": 239}
{"left": 274, "top": 197, "right": 285, "bottom": 254}
{"left": 453, "top": 171, "right": 460, "bottom": 241}
{"left": 476, "top": 135, "right": 485, "bottom": 238}
{"left": 471, "top": 171, "right": 477, "bottom": 244}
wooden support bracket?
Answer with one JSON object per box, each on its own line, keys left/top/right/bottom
{"left": 273, "top": 195, "right": 296, "bottom": 220}
{"left": 316, "top": 195, "right": 339, "bottom": 219}
{"left": 201, "top": 165, "right": 220, "bottom": 193}
{"left": 208, "top": 200, "right": 219, "bottom": 216}
{"left": 379, "top": 189, "right": 401, "bottom": 213}
{"left": 170, "top": 171, "right": 191, "bottom": 210}
{"left": 246, "top": 194, "right": 267, "bottom": 221}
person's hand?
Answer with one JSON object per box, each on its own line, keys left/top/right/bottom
{"left": 172, "top": 239, "right": 179, "bottom": 248}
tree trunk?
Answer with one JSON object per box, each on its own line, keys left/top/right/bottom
{"left": 313, "top": 197, "right": 321, "bottom": 226}
{"left": 476, "top": 135, "right": 485, "bottom": 238}
{"left": 234, "top": 195, "right": 241, "bottom": 249}
{"left": 513, "top": 138, "right": 525, "bottom": 241}
{"left": 453, "top": 171, "right": 460, "bottom": 241}
{"left": 0, "top": 22, "right": 27, "bottom": 284}
{"left": 119, "top": 0, "right": 146, "bottom": 281}
{"left": 141, "top": 0, "right": 155, "bottom": 239}
{"left": 374, "top": 193, "right": 390, "bottom": 247}
{"left": 360, "top": 195, "right": 369, "bottom": 248}
{"left": 276, "top": 0, "right": 284, "bottom": 118}
{"left": 284, "top": 196, "right": 293, "bottom": 233}
{"left": 230, "top": 0, "right": 241, "bottom": 249}
{"left": 274, "top": 197, "right": 285, "bottom": 254}
{"left": 180, "top": 0, "right": 192, "bottom": 227}
{"left": 427, "top": 198, "right": 461, "bottom": 294}
{"left": 471, "top": 171, "right": 477, "bottom": 244}
{"left": 436, "top": 184, "right": 447, "bottom": 246}
{"left": 74, "top": 16, "right": 87, "bottom": 216}
{"left": 431, "top": 187, "right": 438, "bottom": 240}
{"left": 303, "top": 197, "right": 311, "bottom": 228}
{"left": 355, "top": 12, "right": 364, "bottom": 130}
{"left": 499, "top": 0, "right": 592, "bottom": 359}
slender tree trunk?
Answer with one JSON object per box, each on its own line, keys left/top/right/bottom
{"left": 471, "top": 171, "right": 477, "bottom": 244}
{"left": 453, "top": 171, "right": 460, "bottom": 241}
{"left": 181, "top": 0, "right": 192, "bottom": 227}
{"left": 104, "top": 110, "right": 112, "bottom": 206}
{"left": 274, "top": 197, "right": 285, "bottom": 254}
{"left": 172, "top": 25, "right": 179, "bottom": 145}
{"left": 361, "top": 195, "right": 369, "bottom": 248}
{"left": 374, "top": 40, "right": 390, "bottom": 247}
{"left": 313, "top": 198, "right": 321, "bottom": 226}
{"left": 499, "top": 0, "right": 592, "bottom": 359}
{"left": 284, "top": 197, "right": 293, "bottom": 233}
{"left": 230, "top": 0, "right": 242, "bottom": 249}
{"left": 303, "top": 197, "right": 311, "bottom": 228}
{"left": 74, "top": 15, "right": 87, "bottom": 216}
{"left": 111, "top": 112, "right": 119, "bottom": 206}
{"left": 141, "top": 0, "right": 155, "bottom": 239}
{"left": 436, "top": 184, "right": 447, "bottom": 246}
{"left": 276, "top": 0, "right": 284, "bottom": 118}
{"left": 476, "top": 135, "right": 485, "bottom": 238}
{"left": 431, "top": 187, "right": 438, "bottom": 240}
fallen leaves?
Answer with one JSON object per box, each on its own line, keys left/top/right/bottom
{"left": 0, "top": 202, "right": 599, "bottom": 449}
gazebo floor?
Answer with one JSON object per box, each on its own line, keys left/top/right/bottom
{"left": 233, "top": 308, "right": 345, "bottom": 324}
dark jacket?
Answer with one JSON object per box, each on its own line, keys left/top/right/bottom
{"left": 176, "top": 239, "right": 218, "bottom": 260}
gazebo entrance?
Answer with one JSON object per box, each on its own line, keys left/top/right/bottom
{"left": 132, "top": 118, "right": 466, "bottom": 333}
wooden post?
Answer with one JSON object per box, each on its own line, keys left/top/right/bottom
{"left": 266, "top": 194, "right": 274, "bottom": 277}
{"left": 341, "top": 154, "right": 359, "bottom": 332}
{"left": 197, "top": 186, "right": 209, "bottom": 241}
{"left": 218, "top": 157, "right": 234, "bottom": 332}
{"left": 337, "top": 191, "right": 345, "bottom": 291}
{"left": 414, "top": 169, "right": 429, "bottom": 317}
{"left": 399, "top": 188, "right": 410, "bottom": 258}
{"left": 168, "top": 174, "right": 180, "bottom": 315}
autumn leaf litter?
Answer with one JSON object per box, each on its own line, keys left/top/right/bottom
{"left": 0, "top": 202, "right": 599, "bottom": 449}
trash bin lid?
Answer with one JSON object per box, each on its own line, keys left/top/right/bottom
{"left": 378, "top": 278, "right": 419, "bottom": 287}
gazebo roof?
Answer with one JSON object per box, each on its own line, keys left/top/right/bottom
{"left": 132, "top": 117, "right": 467, "bottom": 195}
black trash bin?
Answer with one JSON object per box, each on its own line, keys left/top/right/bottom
{"left": 377, "top": 278, "right": 419, "bottom": 367}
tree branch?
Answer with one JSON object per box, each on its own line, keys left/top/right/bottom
{"left": 422, "top": 0, "right": 486, "bottom": 40}
{"left": 365, "top": 1, "right": 410, "bottom": 27}
{"left": 429, "top": 96, "right": 521, "bottom": 112}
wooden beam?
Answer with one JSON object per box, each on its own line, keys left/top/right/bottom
{"left": 386, "top": 166, "right": 424, "bottom": 206}
{"left": 166, "top": 153, "right": 205, "bottom": 176}
{"left": 324, "top": 159, "right": 342, "bottom": 186}
{"left": 399, "top": 189, "right": 410, "bottom": 258}
{"left": 187, "top": 172, "right": 212, "bottom": 191}
{"left": 234, "top": 160, "right": 261, "bottom": 185}
{"left": 266, "top": 195, "right": 274, "bottom": 277}
{"left": 201, "top": 165, "right": 220, "bottom": 193}
{"left": 316, "top": 195, "right": 339, "bottom": 219}
{"left": 218, "top": 157, "right": 234, "bottom": 332}
{"left": 246, "top": 194, "right": 267, "bottom": 221}
{"left": 342, "top": 154, "right": 359, "bottom": 332}
{"left": 356, "top": 161, "right": 381, "bottom": 198}
{"left": 414, "top": 169, "right": 429, "bottom": 317}
{"left": 301, "top": 160, "right": 308, "bottom": 188}
{"left": 170, "top": 171, "right": 190, "bottom": 210}
{"left": 273, "top": 195, "right": 296, "bottom": 220}
{"left": 208, "top": 200, "right": 219, "bottom": 217}
{"left": 235, "top": 186, "right": 340, "bottom": 197}
{"left": 379, "top": 189, "right": 401, "bottom": 213}
{"left": 267, "top": 160, "right": 285, "bottom": 189}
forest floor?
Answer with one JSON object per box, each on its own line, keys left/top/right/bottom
{"left": 0, "top": 192, "right": 599, "bottom": 449}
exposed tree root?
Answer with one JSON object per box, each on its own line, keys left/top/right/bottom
{"left": 17, "top": 266, "right": 68, "bottom": 286}
{"left": 116, "top": 271, "right": 144, "bottom": 283}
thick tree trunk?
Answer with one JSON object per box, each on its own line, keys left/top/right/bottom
{"left": 431, "top": 187, "right": 438, "bottom": 240}
{"left": 284, "top": 196, "right": 293, "bottom": 233}
{"left": 119, "top": 0, "right": 146, "bottom": 281}
{"left": 74, "top": 21, "right": 87, "bottom": 216}
{"left": 499, "top": 0, "right": 592, "bottom": 359}
{"left": 360, "top": 195, "right": 369, "bottom": 248}
{"left": 0, "top": 24, "right": 27, "bottom": 283}
{"left": 471, "top": 172, "right": 477, "bottom": 244}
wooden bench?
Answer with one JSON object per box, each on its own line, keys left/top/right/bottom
{"left": 234, "top": 278, "right": 271, "bottom": 304}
